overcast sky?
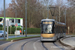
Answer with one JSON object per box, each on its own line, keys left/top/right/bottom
{"left": 0, "top": 0, "right": 68, "bottom": 11}
{"left": 0, "top": 0, "right": 11, "bottom": 11}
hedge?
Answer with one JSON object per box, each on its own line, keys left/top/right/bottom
{"left": 0, "top": 27, "right": 41, "bottom": 34}
{"left": 23, "top": 28, "right": 41, "bottom": 34}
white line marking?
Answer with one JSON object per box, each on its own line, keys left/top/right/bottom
{"left": 33, "top": 40, "right": 40, "bottom": 50}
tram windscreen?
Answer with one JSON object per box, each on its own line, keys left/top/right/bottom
{"left": 42, "top": 22, "right": 53, "bottom": 33}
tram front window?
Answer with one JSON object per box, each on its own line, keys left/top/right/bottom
{"left": 43, "top": 24, "right": 52, "bottom": 33}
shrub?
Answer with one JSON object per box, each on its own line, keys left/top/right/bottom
{"left": 0, "top": 27, "right": 41, "bottom": 34}
{"left": 23, "top": 28, "right": 41, "bottom": 34}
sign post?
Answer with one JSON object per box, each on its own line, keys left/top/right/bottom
{"left": 7, "top": 20, "right": 9, "bottom": 39}
{"left": 4, "top": 0, "right": 6, "bottom": 40}
{"left": 15, "top": 23, "right": 18, "bottom": 37}
{"left": 25, "top": 0, "right": 27, "bottom": 37}
{"left": 22, "top": 26, "right": 23, "bottom": 35}
{"left": 15, "top": 23, "right": 18, "bottom": 31}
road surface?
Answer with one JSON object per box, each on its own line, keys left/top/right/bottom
{"left": 3, "top": 38, "right": 71, "bottom": 50}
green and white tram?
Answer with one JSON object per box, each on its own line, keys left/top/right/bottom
{"left": 0, "top": 17, "right": 23, "bottom": 28}
{"left": 40, "top": 19, "right": 66, "bottom": 41}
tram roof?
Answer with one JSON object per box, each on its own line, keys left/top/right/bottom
{"left": 41, "top": 19, "right": 66, "bottom": 25}
{"left": 56, "top": 21, "right": 66, "bottom": 25}
{"left": 41, "top": 19, "right": 55, "bottom": 21}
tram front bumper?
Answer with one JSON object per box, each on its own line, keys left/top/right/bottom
{"left": 40, "top": 37, "right": 57, "bottom": 41}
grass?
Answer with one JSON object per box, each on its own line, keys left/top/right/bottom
{"left": 1, "top": 36, "right": 40, "bottom": 41}
{"left": 20, "top": 33, "right": 40, "bottom": 35}
{"left": 8, "top": 34, "right": 15, "bottom": 36}
{"left": 67, "top": 33, "right": 75, "bottom": 35}
{"left": 8, "top": 34, "right": 40, "bottom": 36}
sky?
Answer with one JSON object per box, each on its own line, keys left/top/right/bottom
{"left": 39, "top": 0, "right": 68, "bottom": 6}
{"left": 0, "top": 0, "right": 12, "bottom": 11}
{"left": 0, "top": 0, "right": 68, "bottom": 11}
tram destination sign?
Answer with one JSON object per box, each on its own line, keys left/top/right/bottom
{"left": 43, "top": 22, "right": 52, "bottom": 24}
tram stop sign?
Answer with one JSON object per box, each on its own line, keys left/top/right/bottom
{"left": 15, "top": 23, "right": 18, "bottom": 27}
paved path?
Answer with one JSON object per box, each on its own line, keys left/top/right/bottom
{"left": 61, "top": 37, "right": 75, "bottom": 48}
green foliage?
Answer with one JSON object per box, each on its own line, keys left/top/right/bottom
{"left": 23, "top": 28, "right": 41, "bottom": 34}
{"left": 28, "top": 28, "right": 41, "bottom": 33}
{"left": 0, "top": 27, "right": 3, "bottom": 30}
{"left": 0, "top": 27, "right": 41, "bottom": 34}
{"left": 0, "top": 26, "right": 21, "bottom": 34}
{"left": 8, "top": 27, "right": 21, "bottom": 34}
{"left": 5, "top": 36, "right": 40, "bottom": 41}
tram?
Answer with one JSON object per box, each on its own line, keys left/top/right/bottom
{"left": 40, "top": 19, "right": 66, "bottom": 41}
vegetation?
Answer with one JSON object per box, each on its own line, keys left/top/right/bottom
{"left": 24, "top": 28, "right": 41, "bottom": 34}
{"left": 0, "top": 0, "right": 75, "bottom": 33}
{"left": 0, "top": 27, "right": 41, "bottom": 34}
{"left": 5, "top": 36, "right": 40, "bottom": 41}
{"left": 67, "top": 33, "right": 75, "bottom": 35}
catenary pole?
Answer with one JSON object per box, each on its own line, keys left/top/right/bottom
{"left": 65, "top": 9, "right": 66, "bottom": 25}
{"left": 59, "top": 0, "right": 61, "bottom": 22}
{"left": 4, "top": 0, "right": 6, "bottom": 40}
{"left": 25, "top": 0, "right": 27, "bottom": 37}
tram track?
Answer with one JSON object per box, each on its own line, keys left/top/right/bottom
{"left": 4, "top": 40, "right": 29, "bottom": 50}
{"left": 4, "top": 38, "right": 39, "bottom": 50}
{"left": 4, "top": 38, "right": 66, "bottom": 50}
{"left": 21, "top": 40, "right": 32, "bottom": 50}
{"left": 42, "top": 42, "right": 48, "bottom": 50}
{"left": 3, "top": 40, "right": 25, "bottom": 50}
{"left": 21, "top": 39, "right": 39, "bottom": 50}
{"left": 4, "top": 42, "right": 15, "bottom": 50}
{"left": 53, "top": 42, "right": 65, "bottom": 50}
{"left": 41, "top": 40, "right": 66, "bottom": 50}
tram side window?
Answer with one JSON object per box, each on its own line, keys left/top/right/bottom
{"left": 60, "top": 26, "right": 61, "bottom": 33}
{"left": 0, "top": 18, "right": 3, "bottom": 22}
{"left": 12, "top": 19, "right": 14, "bottom": 23}
{"left": 54, "top": 25, "right": 57, "bottom": 34}
{"left": 41, "top": 24, "right": 43, "bottom": 33}
{"left": 64, "top": 27, "right": 66, "bottom": 33}
{"left": 55, "top": 25, "right": 57, "bottom": 33}
{"left": 10, "top": 19, "right": 14, "bottom": 23}
{"left": 63, "top": 27, "right": 65, "bottom": 33}
{"left": 63, "top": 28, "right": 65, "bottom": 33}
{"left": 52, "top": 22, "right": 55, "bottom": 33}
{"left": 18, "top": 19, "right": 20, "bottom": 23}
{"left": 57, "top": 26, "right": 59, "bottom": 33}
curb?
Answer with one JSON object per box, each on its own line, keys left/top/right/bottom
{"left": 0, "top": 36, "right": 40, "bottom": 42}
{"left": 11, "top": 36, "right": 40, "bottom": 42}
{"left": 59, "top": 36, "right": 75, "bottom": 50}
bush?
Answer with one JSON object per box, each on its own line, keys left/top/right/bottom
{"left": 0, "top": 27, "right": 41, "bottom": 34}
{"left": 8, "top": 27, "right": 21, "bottom": 34}
{"left": 0, "top": 26, "right": 21, "bottom": 34}
{"left": 27, "top": 28, "right": 41, "bottom": 34}
{"left": 0, "top": 27, "right": 3, "bottom": 30}
{"left": 23, "top": 28, "right": 41, "bottom": 34}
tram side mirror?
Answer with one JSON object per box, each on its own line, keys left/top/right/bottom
{"left": 40, "top": 23, "right": 42, "bottom": 27}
